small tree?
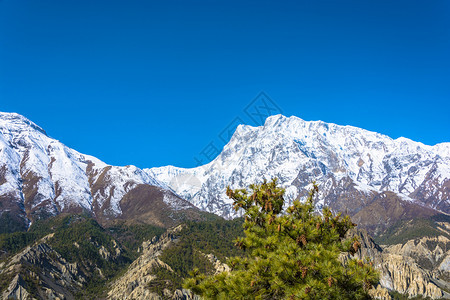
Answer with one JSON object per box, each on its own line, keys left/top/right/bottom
{"left": 184, "top": 178, "right": 379, "bottom": 299}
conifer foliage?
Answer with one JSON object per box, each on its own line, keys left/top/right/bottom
{"left": 184, "top": 178, "right": 379, "bottom": 299}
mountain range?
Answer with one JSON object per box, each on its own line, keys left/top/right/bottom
{"left": 0, "top": 112, "right": 207, "bottom": 233}
{"left": 1, "top": 111, "right": 449, "bottom": 299}
{"left": 0, "top": 112, "right": 449, "bottom": 235}
{"left": 148, "top": 114, "right": 449, "bottom": 234}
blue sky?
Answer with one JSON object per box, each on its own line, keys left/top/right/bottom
{"left": 1, "top": 0, "right": 449, "bottom": 168}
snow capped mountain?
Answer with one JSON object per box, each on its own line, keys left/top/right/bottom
{"left": 0, "top": 112, "right": 194, "bottom": 231}
{"left": 1, "top": 112, "right": 448, "bottom": 235}
{"left": 147, "top": 115, "right": 449, "bottom": 232}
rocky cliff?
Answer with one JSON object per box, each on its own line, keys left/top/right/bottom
{"left": 1, "top": 234, "right": 86, "bottom": 299}
{"left": 346, "top": 229, "right": 449, "bottom": 299}
{"left": 0, "top": 214, "right": 133, "bottom": 299}
{"left": 108, "top": 225, "right": 199, "bottom": 300}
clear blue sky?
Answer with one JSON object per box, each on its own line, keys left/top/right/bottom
{"left": 1, "top": 0, "right": 449, "bottom": 168}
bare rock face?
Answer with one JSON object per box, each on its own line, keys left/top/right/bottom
{"left": 3, "top": 275, "right": 33, "bottom": 300}
{"left": 108, "top": 225, "right": 193, "bottom": 300}
{"left": 171, "top": 289, "right": 199, "bottom": 300}
{"left": 384, "top": 236, "right": 449, "bottom": 274}
{"left": 205, "top": 253, "right": 231, "bottom": 275}
{"left": 368, "top": 284, "right": 391, "bottom": 300}
{"left": 382, "top": 235, "right": 450, "bottom": 299}
{"left": 0, "top": 235, "right": 82, "bottom": 300}
{"left": 108, "top": 224, "right": 222, "bottom": 300}
{"left": 0, "top": 228, "right": 128, "bottom": 300}
{"left": 346, "top": 229, "right": 447, "bottom": 299}
{"left": 378, "top": 254, "right": 443, "bottom": 298}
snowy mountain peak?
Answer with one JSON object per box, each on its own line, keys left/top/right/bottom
{"left": 263, "top": 113, "right": 289, "bottom": 127}
{"left": 0, "top": 112, "right": 47, "bottom": 136}
{"left": 148, "top": 114, "right": 450, "bottom": 226}
{"left": 0, "top": 112, "right": 184, "bottom": 231}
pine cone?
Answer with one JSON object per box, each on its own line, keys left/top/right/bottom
{"left": 277, "top": 224, "right": 281, "bottom": 232}
{"left": 305, "top": 286, "right": 311, "bottom": 294}
{"left": 235, "top": 241, "right": 245, "bottom": 249}
{"left": 363, "top": 280, "right": 372, "bottom": 291}
{"left": 327, "top": 276, "right": 333, "bottom": 287}
{"left": 301, "top": 267, "right": 307, "bottom": 278}
{"left": 316, "top": 222, "right": 321, "bottom": 230}
{"left": 365, "top": 280, "right": 372, "bottom": 290}
{"left": 300, "top": 234, "right": 307, "bottom": 246}
{"left": 352, "top": 240, "right": 361, "bottom": 252}
{"left": 251, "top": 280, "right": 255, "bottom": 287}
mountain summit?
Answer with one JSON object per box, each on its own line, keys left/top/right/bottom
{"left": 147, "top": 114, "right": 449, "bottom": 234}
{"left": 0, "top": 112, "right": 202, "bottom": 232}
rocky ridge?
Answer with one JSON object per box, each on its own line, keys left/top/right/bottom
{"left": 1, "top": 234, "right": 85, "bottom": 299}
{"left": 108, "top": 225, "right": 199, "bottom": 300}
{"left": 346, "top": 229, "right": 449, "bottom": 299}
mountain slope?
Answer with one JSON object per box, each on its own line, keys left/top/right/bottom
{"left": 0, "top": 214, "right": 168, "bottom": 299}
{"left": 147, "top": 114, "right": 449, "bottom": 233}
{"left": 0, "top": 112, "right": 202, "bottom": 231}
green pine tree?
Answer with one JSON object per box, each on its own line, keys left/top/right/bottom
{"left": 184, "top": 178, "right": 379, "bottom": 299}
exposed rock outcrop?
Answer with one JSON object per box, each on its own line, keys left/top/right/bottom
{"left": 346, "top": 229, "right": 447, "bottom": 299}
{"left": 368, "top": 284, "right": 391, "bottom": 300}
{"left": 384, "top": 235, "right": 449, "bottom": 275}
{"left": 3, "top": 274, "right": 33, "bottom": 300}
{"left": 205, "top": 253, "right": 230, "bottom": 275}
{"left": 108, "top": 225, "right": 194, "bottom": 300}
{"left": 0, "top": 235, "right": 82, "bottom": 300}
